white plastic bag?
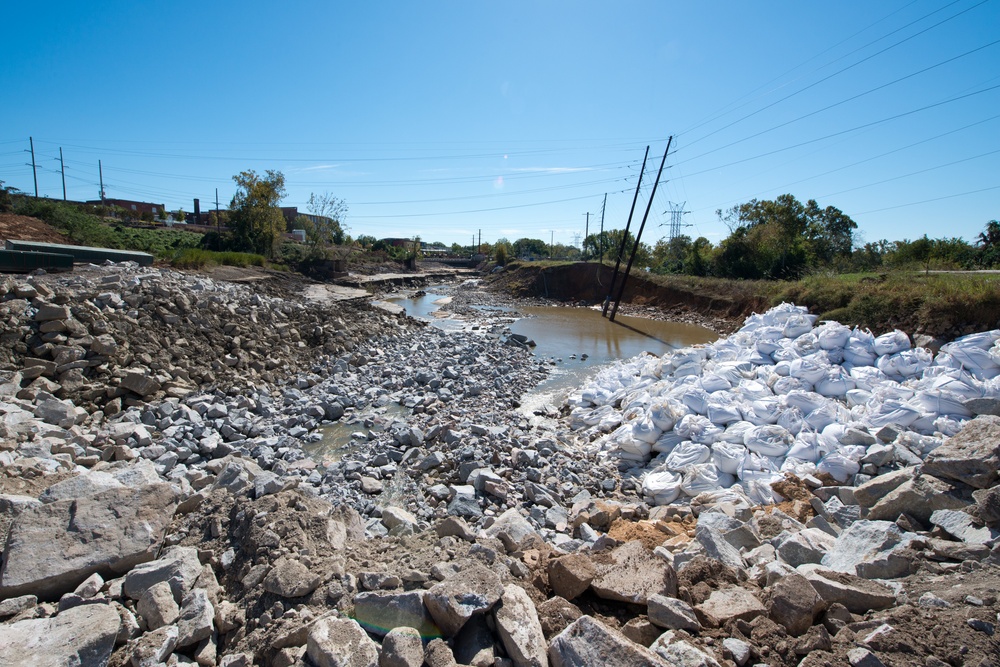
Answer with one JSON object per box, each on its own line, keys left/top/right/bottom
{"left": 711, "top": 441, "right": 748, "bottom": 474}
{"left": 743, "top": 424, "right": 794, "bottom": 457}
{"left": 674, "top": 414, "right": 724, "bottom": 444}
{"left": 873, "top": 330, "right": 911, "bottom": 356}
{"left": 662, "top": 441, "right": 712, "bottom": 471}
{"left": 643, "top": 470, "right": 683, "bottom": 505}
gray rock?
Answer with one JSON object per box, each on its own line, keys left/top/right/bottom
{"left": 847, "top": 647, "right": 887, "bottom": 667}
{"left": 0, "top": 594, "right": 37, "bottom": 619}
{"left": 647, "top": 594, "right": 700, "bottom": 632}
{"left": 799, "top": 566, "right": 896, "bottom": 614}
{"left": 649, "top": 635, "right": 722, "bottom": 667}
{"left": 380, "top": 626, "right": 425, "bottom": 667}
{"left": 176, "top": 588, "right": 214, "bottom": 648}
{"left": 34, "top": 399, "right": 82, "bottom": 429}
{"left": 694, "top": 587, "right": 765, "bottom": 627}
{"left": 120, "top": 372, "right": 161, "bottom": 397}
{"left": 0, "top": 483, "right": 178, "bottom": 600}
{"left": 866, "top": 474, "right": 970, "bottom": 524}
{"left": 852, "top": 467, "right": 916, "bottom": 508}
{"left": 381, "top": 506, "right": 419, "bottom": 533}
{"left": 137, "top": 580, "right": 179, "bottom": 630}
{"left": 0, "top": 603, "right": 119, "bottom": 667}
{"left": 590, "top": 540, "right": 678, "bottom": 605}
{"left": 353, "top": 591, "right": 438, "bottom": 639}
{"left": 973, "top": 486, "right": 1000, "bottom": 528}
{"left": 485, "top": 507, "right": 538, "bottom": 546}
{"left": 424, "top": 564, "right": 503, "bottom": 636}
{"left": 124, "top": 546, "right": 203, "bottom": 602}
{"left": 820, "top": 520, "right": 915, "bottom": 579}
{"left": 131, "top": 624, "right": 179, "bottom": 667}
{"left": 38, "top": 471, "right": 124, "bottom": 503}
{"left": 307, "top": 616, "right": 380, "bottom": 667}
{"left": 923, "top": 414, "right": 1000, "bottom": 488}
{"left": 494, "top": 583, "right": 547, "bottom": 667}
{"left": 774, "top": 528, "right": 836, "bottom": 567}
{"left": 263, "top": 557, "right": 322, "bottom": 598}
{"left": 435, "top": 516, "right": 477, "bottom": 542}
{"left": 452, "top": 615, "right": 495, "bottom": 667}
{"left": 930, "top": 509, "right": 999, "bottom": 545}
{"left": 694, "top": 525, "right": 744, "bottom": 570}
{"left": 767, "top": 572, "right": 823, "bottom": 636}
{"left": 424, "top": 638, "right": 458, "bottom": 667}
{"left": 547, "top": 554, "right": 597, "bottom": 601}
{"left": 722, "top": 637, "right": 751, "bottom": 667}
{"left": 548, "top": 615, "right": 670, "bottom": 667}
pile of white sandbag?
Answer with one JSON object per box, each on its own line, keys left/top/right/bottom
{"left": 567, "top": 303, "right": 1000, "bottom": 506}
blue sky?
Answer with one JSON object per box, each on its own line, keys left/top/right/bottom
{"left": 1, "top": 1, "right": 997, "bottom": 248}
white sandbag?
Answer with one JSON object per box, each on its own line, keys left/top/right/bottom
{"left": 743, "top": 424, "right": 794, "bottom": 457}
{"left": 877, "top": 348, "right": 933, "bottom": 380}
{"left": 842, "top": 340, "right": 877, "bottom": 367}
{"left": 776, "top": 406, "right": 805, "bottom": 435}
{"left": 649, "top": 399, "right": 685, "bottom": 432}
{"left": 747, "top": 397, "right": 782, "bottom": 425}
{"left": 845, "top": 388, "right": 872, "bottom": 407}
{"left": 711, "top": 441, "right": 748, "bottom": 474}
{"left": 772, "top": 346, "right": 802, "bottom": 363}
{"left": 642, "top": 470, "right": 683, "bottom": 505}
{"left": 788, "top": 357, "right": 832, "bottom": 385}
{"left": 748, "top": 349, "right": 776, "bottom": 366}
{"left": 652, "top": 430, "right": 684, "bottom": 454}
{"left": 676, "top": 388, "right": 712, "bottom": 415}
{"left": 662, "top": 441, "right": 712, "bottom": 471}
{"left": 804, "top": 403, "right": 843, "bottom": 431}
{"left": 863, "top": 399, "right": 922, "bottom": 428}
{"left": 908, "top": 389, "right": 973, "bottom": 417}
{"left": 739, "top": 470, "right": 784, "bottom": 504}
{"left": 922, "top": 372, "right": 983, "bottom": 400}
{"left": 873, "top": 330, "right": 911, "bottom": 356}
{"left": 719, "top": 421, "right": 756, "bottom": 443}
{"left": 700, "top": 373, "right": 732, "bottom": 393}
{"left": 792, "top": 332, "right": 821, "bottom": 356}
{"left": 814, "top": 368, "right": 856, "bottom": 397}
{"left": 783, "top": 390, "right": 828, "bottom": 414}
{"left": 736, "top": 379, "right": 771, "bottom": 401}
{"left": 783, "top": 314, "right": 814, "bottom": 339}
{"left": 938, "top": 343, "right": 1000, "bottom": 380}
{"left": 780, "top": 457, "right": 817, "bottom": 477}
{"left": 895, "top": 431, "right": 944, "bottom": 456}
{"left": 816, "top": 451, "right": 860, "bottom": 483}
{"left": 771, "top": 375, "right": 811, "bottom": 394}
{"left": 817, "top": 322, "right": 852, "bottom": 350}
{"left": 848, "top": 366, "right": 892, "bottom": 391}
{"left": 681, "top": 464, "right": 735, "bottom": 497}
{"left": 630, "top": 417, "right": 662, "bottom": 445}
{"left": 707, "top": 395, "right": 744, "bottom": 426}
{"left": 951, "top": 329, "right": 1000, "bottom": 350}
{"left": 674, "top": 414, "right": 724, "bottom": 444}
{"left": 785, "top": 431, "right": 833, "bottom": 463}
{"left": 933, "top": 415, "right": 967, "bottom": 437}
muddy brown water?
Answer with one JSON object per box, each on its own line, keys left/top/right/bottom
{"left": 313, "top": 290, "right": 718, "bottom": 453}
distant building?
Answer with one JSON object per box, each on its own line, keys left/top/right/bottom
{"left": 279, "top": 207, "right": 334, "bottom": 228}
{"left": 86, "top": 198, "right": 164, "bottom": 217}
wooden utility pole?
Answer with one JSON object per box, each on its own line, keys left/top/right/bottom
{"left": 99, "top": 160, "right": 106, "bottom": 207}
{"left": 584, "top": 212, "right": 589, "bottom": 259}
{"left": 602, "top": 146, "right": 649, "bottom": 317}
{"left": 610, "top": 136, "right": 672, "bottom": 322}
{"left": 58, "top": 147, "right": 66, "bottom": 200}
{"left": 28, "top": 137, "right": 38, "bottom": 197}
{"left": 215, "top": 188, "right": 221, "bottom": 232}
{"left": 599, "top": 193, "right": 607, "bottom": 263}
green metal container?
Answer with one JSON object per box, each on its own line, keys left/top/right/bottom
{"left": 4, "top": 240, "right": 154, "bottom": 267}
{"left": 0, "top": 249, "right": 75, "bottom": 273}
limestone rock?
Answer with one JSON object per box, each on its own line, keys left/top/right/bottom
{"left": 0, "top": 483, "right": 178, "bottom": 600}
{"left": 799, "top": 567, "right": 896, "bottom": 614}
{"left": 536, "top": 596, "right": 583, "bottom": 639}
{"left": 930, "top": 509, "right": 999, "bottom": 545}
{"left": 424, "top": 564, "right": 503, "bottom": 636}
{"left": 130, "top": 624, "right": 179, "bottom": 667}
{"left": 380, "top": 626, "right": 425, "bottom": 667}
{"left": 852, "top": 467, "right": 917, "bottom": 509}
{"left": 923, "top": 414, "right": 1000, "bottom": 488}
{"left": 263, "top": 557, "right": 322, "bottom": 598}
{"left": 590, "top": 540, "right": 678, "bottom": 605}
{"left": 649, "top": 635, "right": 722, "bottom": 667}
{"left": 307, "top": 616, "right": 380, "bottom": 667}
{"left": 820, "top": 520, "right": 916, "bottom": 579}
{"left": 647, "top": 593, "right": 701, "bottom": 632}
{"left": 866, "top": 474, "right": 969, "bottom": 524}
{"left": 548, "top": 553, "right": 597, "bottom": 600}
{"left": 548, "top": 615, "right": 670, "bottom": 667}
{"left": 0, "top": 603, "right": 119, "bottom": 667}
{"left": 137, "top": 580, "right": 180, "bottom": 630}
{"left": 353, "top": 591, "right": 438, "bottom": 639}
{"left": 124, "top": 546, "right": 203, "bottom": 602}
{"left": 176, "top": 588, "right": 214, "bottom": 648}
{"left": 494, "top": 583, "right": 547, "bottom": 667}
{"left": 767, "top": 573, "right": 823, "bottom": 636}
{"left": 695, "top": 587, "right": 765, "bottom": 627}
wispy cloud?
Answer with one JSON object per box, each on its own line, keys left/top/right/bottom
{"left": 290, "top": 164, "right": 341, "bottom": 173}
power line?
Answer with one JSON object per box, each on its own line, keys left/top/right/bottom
{"left": 856, "top": 184, "right": 1000, "bottom": 214}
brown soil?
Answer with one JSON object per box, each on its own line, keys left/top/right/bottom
{"left": 0, "top": 213, "right": 72, "bottom": 244}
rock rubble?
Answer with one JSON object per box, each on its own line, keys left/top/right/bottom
{"left": 0, "top": 266, "right": 997, "bottom": 666}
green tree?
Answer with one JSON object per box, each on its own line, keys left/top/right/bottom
{"left": 684, "top": 237, "right": 712, "bottom": 276}
{"left": 977, "top": 220, "right": 1000, "bottom": 267}
{"left": 229, "top": 169, "right": 286, "bottom": 257}
{"left": 512, "top": 237, "right": 549, "bottom": 258}
{"left": 354, "top": 234, "right": 377, "bottom": 249}
{"left": 0, "top": 180, "right": 14, "bottom": 213}
{"left": 307, "top": 192, "right": 348, "bottom": 246}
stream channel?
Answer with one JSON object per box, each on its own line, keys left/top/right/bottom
{"left": 314, "top": 287, "right": 718, "bottom": 459}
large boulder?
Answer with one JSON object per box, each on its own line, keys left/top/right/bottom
{"left": 0, "top": 483, "right": 178, "bottom": 600}
{"left": 590, "top": 541, "right": 677, "bottom": 605}
{"left": 548, "top": 615, "right": 670, "bottom": 667}
{"left": 307, "top": 616, "right": 379, "bottom": 667}
{"left": 0, "top": 603, "right": 120, "bottom": 667}
{"left": 923, "top": 415, "right": 1000, "bottom": 488}
{"left": 352, "top": 591, "right": 438, "bottom": 639}
{"left": 494, "top": 584, "right": 547, "bottom": 667}
{"left": 424, "top": 564, "right": 503, "bottom": 636}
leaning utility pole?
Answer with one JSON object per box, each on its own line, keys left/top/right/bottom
{"left": 99, "top": 160, "right": 106, "bottom": 207}
{"left": 215, "top": 188, "right": 221, "bottom": 231}
{"left": 599, "top": 193, "right": 607, "bottom": 263}
{"left": 584, "top": 212, "right": 590, "bottom": 259}
{"left": 610, "top": 136, "right": 672, "bottom": 322}
{"left": 58, "top": 148, "right": 66, "bottom": 200}
{"left": 602, "top": 146, "right": 649, "bottom": 317}
{"left": 28, "top": 137, "right": 38, "bottom": 198}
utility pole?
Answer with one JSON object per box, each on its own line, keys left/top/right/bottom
{"left": 478, "top": 229, "right": 482, "bottom": 251}
{"left": 58, "top": 148, "right": 66, "bottom": 200}
{"left": 28, "top": 137, "right": 38, "bottom": 197}
{"left": 550, "top": 230, "right": 554, "bottom": 258}
{"left": 584, "top": 212, "right": 590, "bottom": 259}
{"left": 610, "top": 136, "right": 672, "bottom": 322}
{"left": 99, "top": 160, "right": 106, "bottom": 207}
{"left": 599, "top": 193, "right": 607, "bottom": 264}
{"left": 215, "top": 188, "right": 220, "bottom": 232}
{"left": 603, "top": 147, "right": 649, "bottom": 317}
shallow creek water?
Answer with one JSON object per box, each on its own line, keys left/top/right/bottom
{"left": 315, "top": 289, "right": 717, "bottom": 452}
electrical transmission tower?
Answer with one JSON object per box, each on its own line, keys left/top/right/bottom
{"left": 663, "top": 201, "right": 691, "bottom": 241}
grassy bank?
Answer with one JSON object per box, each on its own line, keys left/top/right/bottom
{"left": 169, "top": 248, "right": 267, "bottom": 269}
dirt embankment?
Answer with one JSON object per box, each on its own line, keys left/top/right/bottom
{"left": 0, "top": 213, "right": 72, "bottom": 245}
{"left": 488, "top": 263, "right": 769, "bottom": 332}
